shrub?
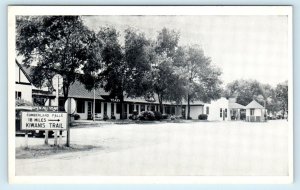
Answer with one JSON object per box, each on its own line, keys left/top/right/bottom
{"left": 162, "top": 114, "right": 169, "bottom": 119}
{"left": 187, "top": 116, "right": 192, "bottom": 120}
{"left": 129, "top": 114, "right": 138, "bottom": 120}
{"left": 73, "top": 113, "right": 80, "bottom": 120}
{"left": 153, "top": 111, "right": 162, "bottom": 120}
{"left": 103, "top": 113, "right": 109, "bottom": 121}
{"left": 198, "top": 114, "right": 208, "bottom": 120}
{"left": 170, "top": 115, "right": 176, "bottom": 120}
{"left": 138, "top": 111, "right": 155, "bottom": 121}
{"left": 111, "top": 115, "right": 116, "bottom": 120}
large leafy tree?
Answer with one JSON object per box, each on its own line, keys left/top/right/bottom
{"left": 224, "top": 80, "right": 265, "bottom": 106}
{"left": 96, "top": 27, "right": 153, "bottom": 119}
{"left": 16, "top": 16, "right": 96, "bottom": 99}
{"left": 150, "top": 28, "right": 183, "bottom": 112}
{"left": 177, "top": 45, "right": 222, "bottom": 119}
{"left": 275, "top": 81, "right": 288, "bottom": 117}
{"left": 16, "top": 16, "right": 96, "bottom": 147}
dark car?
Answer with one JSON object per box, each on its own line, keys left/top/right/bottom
{"left": 15, "top": 106, "right": 54, "bottom": 137}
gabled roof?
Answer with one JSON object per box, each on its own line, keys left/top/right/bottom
{"left": 15, "top": 60, "right": 32, "bottom": 84}
{"left": 245, "top": 100, "right": 264, "bottom": 109}
{"left": 229, "top": 102, "right": 245, "bottom": 109}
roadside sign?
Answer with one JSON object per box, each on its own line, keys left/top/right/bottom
{"left": 21, "top": 111, "right": 67, "bottom": 130}
{"left": 32, "top": 106, "right": 58, "bottom": 111}
{"left": 64, "top": 98, "right": 76, "bottom": 114}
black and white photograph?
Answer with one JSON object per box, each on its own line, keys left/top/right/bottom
{"left": 8, "top": 6, "right": 293, "bottom": 184}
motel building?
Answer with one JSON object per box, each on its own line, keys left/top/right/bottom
{"left": 15, "top": 61, "right": 259, "bottom": 122}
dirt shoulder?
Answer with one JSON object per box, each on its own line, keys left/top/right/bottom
{"left": 16, "top": 144, "right": 100, "bottom": 159}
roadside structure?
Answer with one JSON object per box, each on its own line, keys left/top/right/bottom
{"left": 204, "top": 97, "right": 230, "bottom": 121}
{"left": 245, "top": 100, "right": 266, "bottom": 122}
{"left": 228, "top": 102, "right": 246, "bottom": 120}
{"left": 15, "top": 61, "right": 206, "bottom": 120}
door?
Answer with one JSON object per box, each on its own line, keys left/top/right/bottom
{"left": 87, "top": 101, "right": 93, "bottom": 120}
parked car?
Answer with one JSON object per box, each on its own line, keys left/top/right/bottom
{"left": 15, "top": 106, "right": 54, "bottom": 137}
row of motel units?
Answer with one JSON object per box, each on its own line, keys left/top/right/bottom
{"left": 15, "top": 61, "right": 266, "bottom": 122}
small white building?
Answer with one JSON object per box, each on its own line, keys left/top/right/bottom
{"left": 204, "top": 97, "right": 230, "bottom": 121}
{"left": 245, "top": 100, "right": 266, "bottom": 122}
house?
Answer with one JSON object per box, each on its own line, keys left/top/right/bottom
{"left": 15, "top": 61, "right": 33, "bottom": 103}
{"left": 245, "top": 100, "right": 266, "bottom": 122}
{"left": 15, "top": 60, "right": 56, "bottom": 107}
{"left": 204, "top": 97, "right": 230, "bottom": 121}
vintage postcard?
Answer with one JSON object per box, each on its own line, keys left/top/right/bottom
{"left": 7, "top": 6, "right": 293, "bottom": 184}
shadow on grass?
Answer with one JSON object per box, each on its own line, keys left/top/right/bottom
{"left": 16, "top": 144, "right": 101, "bottom": 159}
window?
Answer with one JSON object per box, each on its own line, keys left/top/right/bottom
{"left": 129, "top": 104, "right": 134, "bottom": 114}
{"left": 136, "top": 105, "right": 139, "bottom": 114}
{"left": 206, "top": 107, "right": 209, "bottom": 115}
{"left": 220, "top": 108, "right": 222, "bottom": 117}
{"left": 165, "top": 106, "right": 171, "bottom": 114}
{"left": 225, "top": 109, "right": 227, "bottom": 118}
{"left": 171, "top": 106, "right": 175, "bottom": 115}
{"left": 150, "top": 105, "right": 155, "bottom": 111}
{"left": 15, "top": 91, "right": 21, "bottom": 99}
{"left": 77, "top": 100, "right": 85, "bottom": 113}
{"left": 95, "top": 101, "right": 101, "bottom": 113}
{"left": 141, "top": 104, "right": 145, "bottom": 112}
{"left": 250, "top": 109, "right": 255, "bottom": 116}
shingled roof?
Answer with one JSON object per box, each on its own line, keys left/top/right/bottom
{"left": 68, "top": 80, "right": 108, "bottom": 100}
{"left": 245, "top": 100, "right": 264, "bottom": 109}
{"left": 229, "top": 102, "right": 246, "bottom": 109}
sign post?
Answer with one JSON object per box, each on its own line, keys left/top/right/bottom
{"left": 44, "top": 130, "right": 49, "bottom": 145}
{"left": 64, "top": 98, "right": 76, "bottom": 147}
{"left": 21, "top": 111, "right": 67, "bottom": 148}
{"left": 24, "top": 131, "right": 28, "bottom": 149}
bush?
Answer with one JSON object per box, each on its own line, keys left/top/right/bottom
{"left": 170, "top": 115, "right": 176, "bottom": 120}
{"left": 103, "top": 113, "right": 109, "bottom": 121}
{"left": 129, "top": 114, "right": 138, "bottom": 120}
{"left": 138, "top": 111, "right": 155, "bottom": 121}
{"left": 73, "top": 113, "right": 80, "bottom": 120}
{"left": 111, "top": 115, "right": 116, "bottom": 120}
{"left": 187, "top": 116, "right": 192, "bottom": 120}
{"left": 162, "top": 114, "right": 169, "bottom": 119}
{"left": 153, "top": 111, "right": 162, "bottom": 120}
{"left": 198, "top": 114, "right": 208, "bottom": 120}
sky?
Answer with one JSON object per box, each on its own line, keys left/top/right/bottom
{"left": 82, "top": 15, "right": 289, "bottom": 87}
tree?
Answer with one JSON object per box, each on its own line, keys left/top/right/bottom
{"left": 275, "top": 81, "right": 288, "bottom": 118}
{"left": 179, "top": 45, "right": 222, "bottom": 119}
{"left": 16, "top": 16, "right": 96, "bottom": 146}
{"left": 224, "top": 80, "right": 265, "bottom": 106}
{"left": 150, "top": 28, "right": 183, "bottom": 112}
{"left": 16, "top": 16, "right": 96, "bottom": 99}
{"left": 223, "top": 80, "right": 283, "bottom": 115}
{"left": 97, "top": 27, "right": 153, "bottom": 119}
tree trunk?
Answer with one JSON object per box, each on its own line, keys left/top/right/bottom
{"left": 187, "top": 93, "right": 191, "bottom": 119}
{"left": 158, "top": 94, "right": 163, "bottom": 113}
